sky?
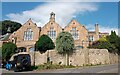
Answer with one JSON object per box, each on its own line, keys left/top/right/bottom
{"left": 1, "top": 0, "right": 120, "bottom": 2}
{"left": 1, "top": 2, "right": 119, "bottom": 34}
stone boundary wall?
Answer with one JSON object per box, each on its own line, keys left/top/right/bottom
{"left": 88, "top": 49, "right": 110, "bottom": 65}
{"left": 29, "top": 49, "right": 118, "bottom": 66}
{"left": 109, "top": 53, "right": 118, "bottom": 64}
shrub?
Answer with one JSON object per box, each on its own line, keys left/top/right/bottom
{"left": 2, "top": 42, "right": 17, "bottom": 61}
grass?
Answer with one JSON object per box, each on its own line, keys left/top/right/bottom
{"left": 31, "top": 62, "right": 106, "bottom": 70}
{"left": 31, "top": 62, "right": 76, "bottom": 70}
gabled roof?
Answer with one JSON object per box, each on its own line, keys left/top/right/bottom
{"left": 64, "top": 19, "right": 87, "bottom": 31}
{"left": 42, "top": 19, "right": 62, "bottom": 29}
{"left": 23, "top": 18, "right": 37, "bottom": 26}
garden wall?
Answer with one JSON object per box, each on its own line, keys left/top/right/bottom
{"left": 29, "top": 49, "right": 118, "bottom": 66}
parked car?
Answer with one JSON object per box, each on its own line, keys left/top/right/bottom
{"left": 2, "top": 60, "right": 6, "bottom": 68}
{"left": 6, "top": 52, "right": 31, "bottom": 72}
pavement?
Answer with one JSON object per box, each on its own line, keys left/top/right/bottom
{"left": 0, "top": 64, "right": 119, "bottom": 74}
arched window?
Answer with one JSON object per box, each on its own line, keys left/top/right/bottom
{"left": 17, "top": 47, "right": 26, "bottom": 53}
{"left": 29, "top": 47, "right": 35, "bottom": 52}
{"left": 24, "top": 28, "right": 33, "bottom": 41}
{"left": 70, "top": 27, "right": 79, "bottom": 40}
{"left": 47, "top": 28, "right": 56, "bottom": 39}
{"left": 89, "top": 35, "right": 94, "bottom": 42}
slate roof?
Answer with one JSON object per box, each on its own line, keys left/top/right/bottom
{"left": 0, "top": 33, "right": 11, "bottom": 41}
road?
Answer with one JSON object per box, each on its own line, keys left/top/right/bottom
{"left": 1, "top": 64, "right": 119, "bottom": 74}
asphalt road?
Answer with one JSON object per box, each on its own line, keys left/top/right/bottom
{"left": 1, "top": 64, "right": 119, "bottom": 74}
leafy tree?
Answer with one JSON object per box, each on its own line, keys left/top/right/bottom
{"left": 97, "top": 41, "right": 113, "bottom": 53}
{"left": 1, "top": 20, "right": 22, "bottom": 35}
{"left": 99, "top": 36, "right": 108, "bottom": 42}
{"left": 56, "top": 32, "right": 74, "bottom": 66}
{"left": 106, "top": 31, "right": 119, "bottom": 53}
{"left": 2, "top": 42, "right": 17, "bottom": 61}
{"left": 115, "top": 37, "right": 120, "bottom": 54}
{"left": 36, "top": 34, "right": 55, "bottom": 52}
{"left": 89, "top": 31, "right": 120, "bottom": 54}
{"left": 36, "top": 34, "right": 55, "bottom": 62}
{"left": 89, "top": 36, "right": 113, "bottom": 52}
{"left": 107, "top": 31, "right": 118, "bottom": 44}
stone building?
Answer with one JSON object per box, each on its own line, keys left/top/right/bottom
{"left": 40, "top": 12, "right": 62, "bottom": 42}
{"left": 1, "top": 19, "right": 40, "bottom": 52}
{"left": 64, "top": 19, "right": 89, "bottom": 48}
{"left": 0, "top": 12, "right": 109, "bottom": 51}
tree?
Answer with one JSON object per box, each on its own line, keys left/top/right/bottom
{"left": 97, "top": 40, "right": 113, "bottom": 53}
{"left": 56, "top": 32, "right": 74, "bottom": 66}
{"left": 115, "top": 37, "right": 120, "bottom": 54}
{"left": 36, "top": 34, "right": 55, "bottom": 62}
{"left": 1, "top": 20, "right": 22, "bottom": 35}
{"left": 89, "top": 36, "right": 113, "bottom": 52}
{"left": 106, "top": 30, "right": 118, "bottom": 44}
{"left": 106, "top": 31, "right": 119, "bottom": 53}
{"left": 89, "top": 31, "right": 120, "bottom": 54}
{"left": 2, "top": 42, "right": 17, "bottom": 61}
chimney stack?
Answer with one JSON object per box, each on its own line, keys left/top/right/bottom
{"left": 95, "top": 23, "right": 99, "bottom": 35}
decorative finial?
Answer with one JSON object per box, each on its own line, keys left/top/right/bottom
{"left": 50, "top": 12, "right": 55, "bottom": 22}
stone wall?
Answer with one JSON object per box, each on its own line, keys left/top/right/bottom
{"left": 29, "top": 51, "right": 47, "bottom": 65}
{"left": 109, "top": 53, "right": 118, "bottom": 64}
{"left": 88, "top": 49, "right": 110, "bottom": 65}
{"left": 69, "top": 49, "right": 86, "bottom": 66}
{"left": 29, "top": 49, "right": 118, "bottom": 66}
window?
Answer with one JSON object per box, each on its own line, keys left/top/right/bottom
{"left": 29, "top": 47, "right": 35, "bottom": 52}
{"left": 17, "top": 47, "right": 26, "bottom": 53}
{"left": 24, "top": 28, "right": 33, "bottom": 41}
{"left": 89, "top": 36, "right": 94, "bottom": 42}
{"left": 99, "top": 35, "right": 102, "bottom": 38}
{"left": 51, "top": 22, "right": 53, "bottom": 25}
{"left": 47, "top": 28, "right": 56, "bottom": 39}
{"left": 70, "top": 27, "right": 79, "bottom": 40}
{"left": 73, "top": 22, "right": 75, "bottom": 24}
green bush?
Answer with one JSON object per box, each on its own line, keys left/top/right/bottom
{"left": 36, "top": 34, "right": 55, "bottom": 52}
{"left": 2, "top": 42, "right": 17, "bottom": 61}
{"left": 31, "top": 66, "right": 38, "bottom": 70}
{"left": 89, "top": 36, "right": 114, "bottom": 53}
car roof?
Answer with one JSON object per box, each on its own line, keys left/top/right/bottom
{"left": 9, "top": 52, "right": 30, "bottom": 61}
